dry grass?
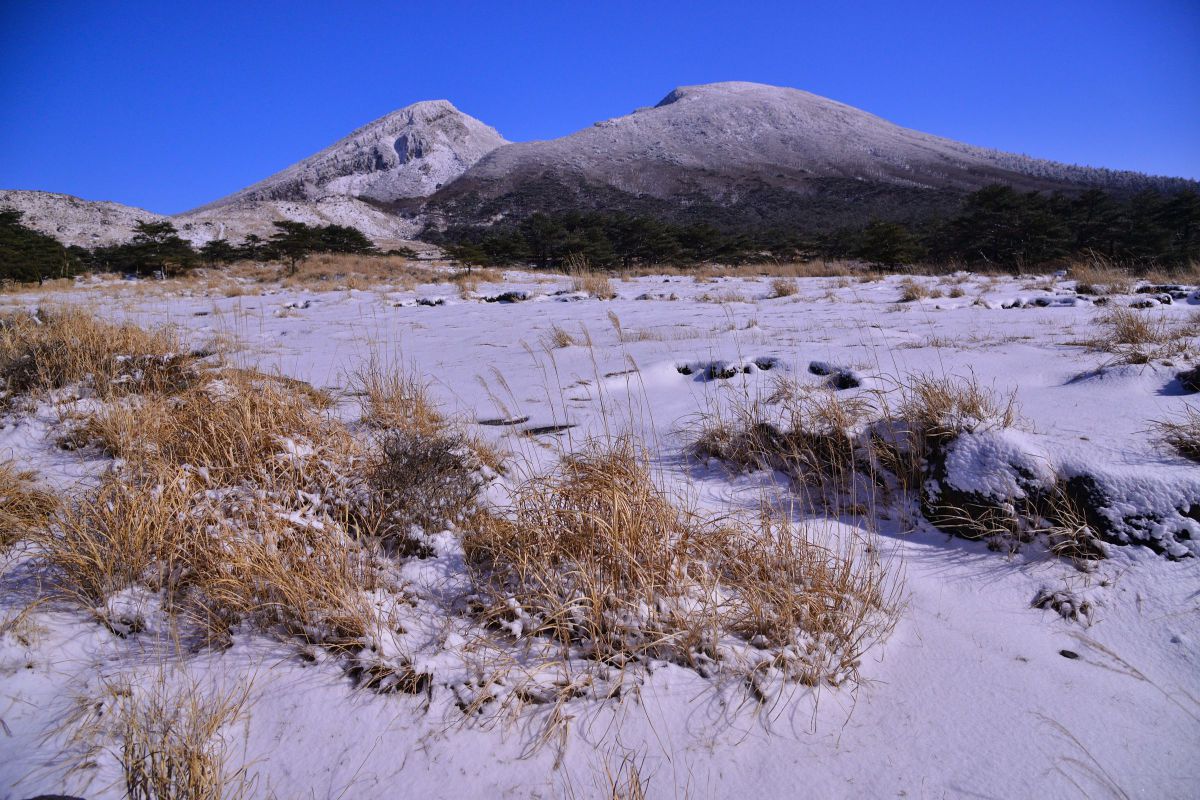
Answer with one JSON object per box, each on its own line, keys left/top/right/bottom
{"left": 543, "top": 323, "right": 578, "bottom": 349}
{"left": 1153, "top": 405, "right": 1200, "bottom": 462}
{"left": 769, "top": 277, "right": 797, "bottom": 298}
{"left": 689, "top": 379, "right": 871, "bottom": 509}
{"left": 0, "top": 307, "right": 196, "bottom": 403}
{"left": 0, "top": 462, "right": 57, "bottom": 549}
{"left": 67, "top": 668, "right": 252, "bottom": 800}
{"left": 1088, "top": 306, "right": 1193, "bottom": 364}
{"left": 464, "top": 437, "right": 895, "bottom": 686}
{"left": 351, "top": 356, "right": 445, "bottom": 436}
{"left": 570, "top": 270, "right": 617, "bottom": 300}
{"left": 898, "top": 278, "right": 930, "bottom": 303}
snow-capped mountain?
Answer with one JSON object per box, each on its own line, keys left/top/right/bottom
{"left": 426, "top": 82, "right": 1193, "bottom": 228}
{"left": 3, "top": 83, "right": 1195, "bottom": 246}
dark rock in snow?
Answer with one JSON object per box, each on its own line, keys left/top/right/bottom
{"left": 1063, "top": 473, "right": 1197, "bottom": 559}
{"left": 1178, "top": 366, "right": 1200, "bottom": 394}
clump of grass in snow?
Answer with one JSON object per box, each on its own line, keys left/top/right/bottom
{"left": 351, "top": 356, "right": 445, "bottom": 436}
{"left": 570, "top": 270, "right": 617, "bottom": 299}
{"left": 1153, "top": 405, "right": 1200, "bottom": 462}
{"left": 65, "top": 668, "right": 252, "bottom": 800}
{"left": 0, "top": 462, "right": 56, "bottom": 550}
{"left": 688, "top": 378, "right": 871, "bottom": 510}
{"left": 898, "top": 278, "right": 930, "bottom": 302}
{"left": 770, "top": 277, "right": 797, "bottom": 298}
{"left": 543, "top": 323, "right": 577, "bottom": 349}
{"left": 1088, "top": 306, "right": 1192, "bottom": 365}
{"left": 0, "top": 307, "right": 196, "bottom": 404}
{"left": 464, "top": 436, "right": 895, "bottom": 687}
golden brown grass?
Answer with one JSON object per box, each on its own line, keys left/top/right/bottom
{"left": 570, "top": 270, "right": 617, "bottom": 299}
{"left": 898, "top": 278, "right": 930, "bottom": 303}
{"left": 1088, "top": 306, "right": 1193, "bottom": 364}
{"left": 66, "top": 668, "right": 252, "bottom": 800}
{"left": 688, "top": 379, "right": 870, "bottom": 509}
{"left": 0, "top": 462, "right": 56, "bottom": 549}
{"left": 38, "top": 470, "right": 200, "bottom": 608}
{"left": 464, "top": 437, "right": 895, "bottom": 686}
{"left": 0, "top": 307, "right": 195, "bottom": 403}
{"left": 350, "top": 356, "right": 445, "bottom": 436}
{"left": 543, "top": 323, "right": 578, "bottom": 349}
{"left": 769, "top": 277, "right": 797, "bottom": 298}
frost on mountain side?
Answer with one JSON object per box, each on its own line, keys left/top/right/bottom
{"left": 0, "top": 189, "right": 164, "bottom": 247}
{"left": 194, "top": 100, "right": 508, "bottom": 210}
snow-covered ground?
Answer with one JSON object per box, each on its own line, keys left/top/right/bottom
{"left": 2, "top": 269, "right": 1198, "bottom": 798}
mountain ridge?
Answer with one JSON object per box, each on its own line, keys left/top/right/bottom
{"left": 3, "top": 82, "right": 1196, "bottom": 246}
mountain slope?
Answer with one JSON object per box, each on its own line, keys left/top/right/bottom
{"left": 0, "top": 190, "right": 166, "bottom": 247}
{"left": 424, "top": 82, "right": 1193, "bottom": 230}
{"left": 197, "top": 100, "right": 507, "bottom": 210}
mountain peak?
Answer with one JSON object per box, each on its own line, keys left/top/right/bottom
{"left": 196, "top": 99, "right": 507, "bottom": 211}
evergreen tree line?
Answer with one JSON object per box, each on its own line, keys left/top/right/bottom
{"left": 0, "top": 214, "right": 385, "bottom": 283}
{"left": 428, "top": 185, "right": 1200, "bottom": 271}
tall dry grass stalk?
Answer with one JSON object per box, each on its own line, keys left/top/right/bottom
{"left": 65, "top": 668, "right": 252, "bottom": 800}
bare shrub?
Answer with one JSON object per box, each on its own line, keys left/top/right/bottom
{"left": 359, "top": 429, "right": 485, "bottom": 555}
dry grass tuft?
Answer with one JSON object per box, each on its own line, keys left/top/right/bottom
{"left": 1153, "top": 405, "right": 1200, "bottom": 462}
{"left": 898, "top": 278, "right": 930, "bottom": 303}
{"left": 571, "top": 270, "right": 617, "bottom": 300}
{"left": 37, "top": 471, "right": 200, "bottom": 609}
{"left": 543, "top": 324, "right": 578, "bottom": 349}
{"left": 1088, "top": 306, "right": 1192, "bottom": 364}
{"left": 464, "top": 437, "right": 895, "bottom": 686}
{"left": 0, "top": 462, "right": 57, "bottom": 549}
{"left": 351, "top": 356, "right": 445, "bottom": 436}
{"left": 770, "top": 277, "right": 797, "bottom": 298}
{"left": 67, "top": 669, "right": 251, "bottom": 800}
{"left": 0, "top": 307, "right": 196, "bottom": 403}
{"left": 689, "top": 379, "right": 871, "bottom": 509}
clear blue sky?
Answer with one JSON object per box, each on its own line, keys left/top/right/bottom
{"left": 2, "top": 0, "right": 1197, "bottom": 214}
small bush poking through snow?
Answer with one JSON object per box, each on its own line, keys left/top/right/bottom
{"left": 360, "top": 429, "right": 485, "bottom": 555}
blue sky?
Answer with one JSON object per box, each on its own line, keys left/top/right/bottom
{"left": 1, "top": 0, "right": 1197, "bottom": 214}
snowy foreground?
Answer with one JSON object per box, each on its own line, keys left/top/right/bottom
{"left": 2, "top": 268, "right": 1198, "bottom": 799}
